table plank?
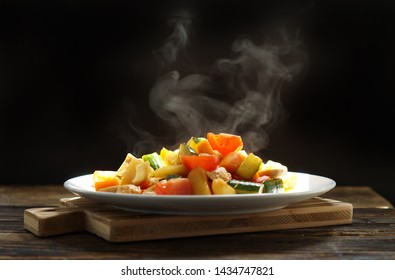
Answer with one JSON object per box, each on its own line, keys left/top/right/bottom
{"left": 1, "top": 185, "right": 394, "bottom": 260}
{"left": 322, "top": 186, "right": 393, "bottom": 209}
{"left": 1, "top": 206, "right": 394, "bottom": 259}
{"left": 0, "top": 185, "right": 71, "bottom": 207}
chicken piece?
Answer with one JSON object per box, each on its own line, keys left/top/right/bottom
{"left": 206, "top": 167, "right": 232, "bottom": 182}
{"left": 116, "top": 185, "right": 142, "bottom": 194}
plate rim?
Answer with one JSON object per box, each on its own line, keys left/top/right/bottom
{"left": 63, "top": 172, "right": 336, "bottom": 215}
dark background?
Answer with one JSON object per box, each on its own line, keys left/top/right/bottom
{"left": 0, "top": 0, "right": 394, "bottom": 204}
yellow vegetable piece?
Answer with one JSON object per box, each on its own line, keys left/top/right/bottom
{"left": 262, "top": 160, "right": 288, "bottom": 172}
{"left": 235, "top": 153, "right": 263, "bottom": 180}
{"left": 186, "top": 137, "right": 205, "bottom": 151}
{"left": 121, "top": 157, "right": 145, "bottom": 185}
{"left": 187, "top": 166, "right": 212, "bottom": 195}
{"left": 282, "top": 172, "right": 297, "bottom": 192}
{"left": 212, "top": 178, "right": 237, "bottom": 195}
{"left": 195, "top": 139, "right": 214, "bottom": 155}
{"left": 116, "top": 153, "right": 141, "bottom": 180}
{"left": 131, "top": 161, "right": 152, "bottom": 185}
{"left": 186, "top": 137, "right": 198, "bottom": 151}
{"left": 93, "top": 170, "right": 120, "bottom": 191}
{"left": 257, "top": 160, "right": 288, "bottom": 178}
{"left": 116, "top": 153, "right": 134, "bottom": 177}
{"left": 160, "top": 147, "right": 181, "bottom": 165}
{"left": 153, "top": 164, "right": 188, "bottom": 179}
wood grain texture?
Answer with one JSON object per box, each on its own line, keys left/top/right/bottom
{"left": 1, "top": 207, "right": 395, "bottom": 260}
{"left": 0, "top": 185, "right": 71, "bottom": 206}
{"left": 322, "top": 186, "right": 393, "bottom": 209}
{"left": 24, "top": 197, "right": 353, "bottom": 242}
{"left": 1, "top": 185, "right": 394, "bottom": 260}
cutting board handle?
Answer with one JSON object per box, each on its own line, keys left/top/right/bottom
{"left": 24, "top": 207, "right": 85, "bottom": 237}
{"left": 24, "top": 197, "right": 353, "bottom": 242}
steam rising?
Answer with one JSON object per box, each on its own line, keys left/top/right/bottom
{"left": 128, "top": 12, "right": 306, "bottom": 156}
{"left": 154, "top": 11, "right": 194, "bottom": 70}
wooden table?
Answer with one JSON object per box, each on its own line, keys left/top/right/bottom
{"left": 0, "top": 185, "right": 394, "bottom": 259}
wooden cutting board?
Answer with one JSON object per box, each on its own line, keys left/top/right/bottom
{"left": 24, "top": 197, "right": 353, "bottom": 242}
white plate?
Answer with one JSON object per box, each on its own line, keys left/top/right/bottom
{"left": 64, "top": 172, "right": 335, "bottom": 215}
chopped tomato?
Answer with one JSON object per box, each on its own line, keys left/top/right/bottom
{"left": 155, "top": 178, "right": 193, "bottom": 195}
{"left": 139, "top": 180, "right": 151, "bottom": 189}
{"left": 180, "top": 154, "right": 220, "bottom": 172}
{"left": 207, "top": 132, "right": 243, "bottom": 156}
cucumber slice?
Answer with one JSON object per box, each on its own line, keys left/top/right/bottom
{"left": 142, "top": 152, "right": 164, "bottom": 170}
{"left": 228, "top": 178, "right": 284, "bottom": 194}
{"left": 178, "top": 143, "right": 198, "bottom": 156}
{"left": 228, "top": 179, "right": 263, "bottom": 194}
{"left": 263, "top": 179, "right": 284, "bottom": 193}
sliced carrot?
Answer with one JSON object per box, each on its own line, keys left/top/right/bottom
{"left": 219, "top": 151, "right": 247, "bottom": 173}
{"left": 93, "top": 170, "right": 120, "bottom": 191}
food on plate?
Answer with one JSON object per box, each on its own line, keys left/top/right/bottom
{"left": 93, "top": 132, "right": 297, "bottom": 195}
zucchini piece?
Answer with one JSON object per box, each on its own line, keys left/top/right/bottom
{"left": 178, "top": 143, "right": 198, "bottom": 156}
{"left": 192, "top": 137, "right": 206, "bottom": 144}
{"left": 166, "top": 174, "right": 182, "bottom": 180}
{"left": 186, "top": 137, "right": 206, "bottom": 151}
{"left": 263, "top": 179, "right": 284, "bottom": 193}
{"left": 235, "top": 153, "right": 263, "bottom": 180}
{"left": 142, "top": 152, "right": 164, "bottom": 170}
{"left": 228, "top": 179, "right": 263, "bottom": 194}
